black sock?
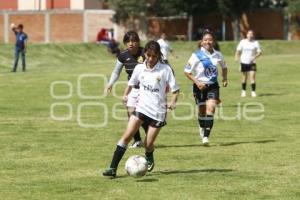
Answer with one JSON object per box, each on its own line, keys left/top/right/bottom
{"left": 145, "top": 151, "right": 154, "bottom": 162}
{"left": 242, "top": 83, "right": 246, "bottom": 90}
{"left": 110, "top": 145, "right": 126, "bottom": 169}
{"left": 251, "top": 83, "right": 256, "bottom": 91}
{"left": 198, "top": 117, "right": 205, "bottom": 129}
{"left": 133, "top": 129, "right": 142, "bottom": 142}
{"left": 204, "top": 115, "right": 214, "bottom": 138}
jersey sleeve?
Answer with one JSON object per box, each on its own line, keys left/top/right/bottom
{"left": 128, "top": 64, "right": 142, "bottom": 86}
{"left": 107, "top": 60, "right": 123, "bottom": 86}
{"left": 218, "top": 52, "right": 227, "bottom": 69}
{"left": 184, "top": 53, "right": 199, "bottom": 74}
{"left": 236, "top": 40, "right": 243, "bottom": 51}
{"left": 166, "top": 67, "right": 180, "bottom": 92}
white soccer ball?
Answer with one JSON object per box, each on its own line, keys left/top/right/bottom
{"left": 10, "top": 23, "right": 15, "bottom": 28}
{"left": 125, "top": 155, "right": 147, "bottom": 177}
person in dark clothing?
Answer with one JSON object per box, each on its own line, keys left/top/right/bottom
{"left": 11, "top": 23, "right": 28, "bottom": 72}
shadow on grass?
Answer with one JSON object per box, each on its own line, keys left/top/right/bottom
{"left": 156, "top": 144, "right": 201, "bottom": 149}
{"left": 258, "top": 93, "right": 286, "bottom": 97}
{"left": 219, "top": 139, "right": 276, "bottom": 146}
{"left": 136, "top": 178, "right": 158, "bottom": 182}
{"left": 150, "top": 168, "right": 233, "bottom": 176}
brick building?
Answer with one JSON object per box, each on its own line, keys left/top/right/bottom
{"left": 0, "top": 0, "right": 106, "bottom": 10}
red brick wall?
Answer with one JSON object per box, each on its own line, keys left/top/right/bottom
{"left": 50, "top": 13, "right": 83, "bottom": 42}
{"left": 0, "top": 0, "right": 18, "bottom": 10}
{"left": 46, "top": 0, "right": 70, "bottom": 9}
{"left": 9, "top": 14, "right": 45, "bottom": 43}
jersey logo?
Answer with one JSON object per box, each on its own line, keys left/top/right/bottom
{"left": 138, "top": 56, "right": 144, "bottom": 63}
{"left": 195, "top": 50, "right": 218, "bottom": 81}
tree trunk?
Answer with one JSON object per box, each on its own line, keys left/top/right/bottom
{"left": 187, "top": 15, "right": 193, "bottom": 41}
{"left": 231, "top": 15, "right": 240, "bottom": 41}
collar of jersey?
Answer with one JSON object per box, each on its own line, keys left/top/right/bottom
{"left": 143, "top": 61, "right": 160, "bottom": 71}
{"left": 200, "top": 47, "right": 216, "bottom": 56}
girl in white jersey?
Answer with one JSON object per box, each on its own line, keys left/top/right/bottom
{"left": 103, "top": 41, "right": 180, "bottom": 177}
{"left": 235, "top": 30, "right": 262, "bottom": 97}
{"left": 184, "top": 30, "right": 228, "bottom": 146}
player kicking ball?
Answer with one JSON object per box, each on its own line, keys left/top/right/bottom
{"left": 103, "top": 41, "right": 179, "bottom": 177}
{"left": 184, "top": 29, "right": 228, "bottom": 146}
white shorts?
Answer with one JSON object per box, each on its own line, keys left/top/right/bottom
{"left": 127, "top": 88, "right": 139, "bottom": 108}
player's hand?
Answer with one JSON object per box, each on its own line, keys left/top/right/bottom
{"left": 196, "top": 81, "right": 206, "bottom": 90}
{"left": 122, "top": 95, "right": 128, "bottom": 105}
{"left": 167, "top": 102, "right": 176, "bottom": 112}
{"left": 222, "top": 79, "right": 228, "bottom": 87}
{"left": 10, "top": 23, "right": 15, "bottom": 29}
{"left": 105, "top": 85, "right": 112, "bottom": 94}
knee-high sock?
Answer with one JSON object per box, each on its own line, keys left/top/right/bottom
{"left": 110, "top": 141, "right": 127, "bottom": 169}
{"left": 204, "top": 115, "right": 214, "bottom": 138}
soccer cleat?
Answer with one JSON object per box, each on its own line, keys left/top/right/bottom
{"left": 102, "top": 168, "right": 116, "bottom": 178}
{"left": 241, "top": 90, "right": 246, "bottom": 97}
{"left": 129, "top": 140, "right": 143, "bottom": 148}
{"left": 146, "top": 156, "right": 155, "bottom": 172}
{"left": 202, "top": 137, "right": 209, "bottom": 146}
{"left": 251, "top": 91, "right": 257, "bottom": 97}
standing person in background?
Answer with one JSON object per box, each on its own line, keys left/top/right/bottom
{"left": 235, "top": 30, "right": 262, "bottom": 97}
{"left": 11, "top": 23, "right": 28, "bottom": 72}
{"left": 157, "top": 32, "right": 177, "bottom": 65}
{"left": 106, "top": 31, "right": 146, "bottom": 148}
{"left": 184, "top": 29, "right": 228, "bottom": 146}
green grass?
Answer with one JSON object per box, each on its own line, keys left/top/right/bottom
{"left": 0, "top": 41, "right": 299, "bottom": 200}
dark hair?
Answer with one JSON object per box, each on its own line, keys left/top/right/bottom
{"left": 17, "top": 24, "right": 23, "bottom": 29}
{"left": 123, "top": 30, "right": 140, "bottom": 44}
{"left": 144, "top": 40, "right": 163, "bottom": 62}
{"left": 201, "top": 28, "right": 216, "bottom": 40}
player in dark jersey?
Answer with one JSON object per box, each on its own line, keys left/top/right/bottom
{"left": 106, "top": 31, "right": 146, "bottom": 148}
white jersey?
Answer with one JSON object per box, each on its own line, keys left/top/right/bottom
{"left": 236, "top": 39, "right": 261, "bottom": 64}
{"left": 184, "top": 47, "right": 227, "bottom": 84}
{"left": 157, "top": 38, "right": 171, "bottom": 60}
{"left": 128, "top": 61, "right": 179, "bottom": 122}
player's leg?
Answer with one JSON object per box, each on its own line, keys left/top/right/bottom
{"left": 250, "top": 70, "right": 257, "bottom": 97}
{"left": 198, "top": 104, "right": 206, "bottom": 139}
{"left": 202, "top": 99, "right": 218, "bottom": 146}
{"left": 241, "top": 71, "right": 248, "bottom": 97}
{"left": 193, "top": 84, "right": 206, "bottom": 140}
{"left": 103, "top": 115, "right": 143, "bottom": 177}
{"left": 12, "top": 48, "right": 20, "bottom": 72}
{"left": 144, "top": 126, "right": 161, "bottom": 172}
{"left": 21, "top": 49, "right": 26, "bottom": 71}
{"left": 127, "top": 88, "right": 144, "bottom": 148}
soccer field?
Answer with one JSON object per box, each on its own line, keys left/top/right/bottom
{"left": 0, "top": 41, "right": 299, "bottom": 200}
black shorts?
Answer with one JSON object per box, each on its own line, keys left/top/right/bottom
{"left": 193, "top": 82, "right": 220, "bottom": 105}
{"left": 132, "top": 111, "right": 166, "bottom": 128}
{"left": 240, "top": 63, "right": 257, "bottom": 72}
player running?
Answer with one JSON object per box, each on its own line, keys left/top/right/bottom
{"left": 184, "top": 29, "right": 228, "bottom": 146}
{"left": 235, "top": 30, "right": 262, "bottom": 97}
{"left": 106, "top": 31, "right": 145, "bottom": 148}
{"left": 103, "top": 40, "right": 180, "bottom": 177}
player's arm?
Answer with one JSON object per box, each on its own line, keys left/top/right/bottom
{"left": 122, "top": 85, "right": 132, "bottom": 105}
{"left": 184, "top": 72, "right": 206, "bottom": 90}
{"left": 184, "top": 54, "right": 206, "bottom": 90}
{"left": 167, "top": 68, "right": 180, "bottom": 110}
{"left": 219, "top": 55, "right": 228, "bottom": 87}
{"left": 235, "top": 50, "right": 241, "bottom": 62}
{"left": 106, "top": 60, "right": 123, "bottom": 93}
